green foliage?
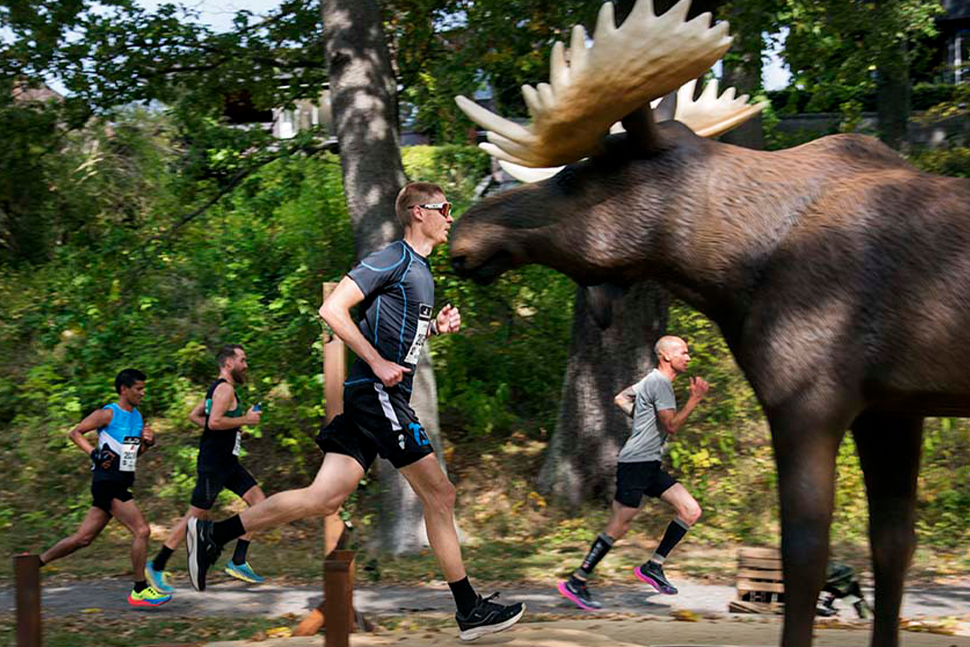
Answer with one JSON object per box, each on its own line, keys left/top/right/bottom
{"left": 907, "top": 147, "right": 970, "bottom": 178}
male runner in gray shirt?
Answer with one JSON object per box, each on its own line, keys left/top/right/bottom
{"left": 558, "top": 335, "right": 709, "bottom": 610}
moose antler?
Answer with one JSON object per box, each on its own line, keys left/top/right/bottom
{"left": 455, "top": 0, "right": 731, "bottom": 167}
{"left": 454, "top": 0, "right": 735, "bottom": 168}
{"left": 493, "top": 77, "right": 771, "bottom": 183}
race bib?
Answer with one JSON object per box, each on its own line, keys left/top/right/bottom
{"left": 232, "top": 431, "right": 241, "bottom": 456}
{"left": 403, "top": 304, "right": 433, "bottom": 365}
{"left": 120, "top": 436, "right": 140, "bottom": 472}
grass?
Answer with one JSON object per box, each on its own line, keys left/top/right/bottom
{"left": 0, "top": 612, "right": 303, "bottom": 647}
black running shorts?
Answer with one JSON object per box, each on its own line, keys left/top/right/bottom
{"left": 190, "top": 462, "right": 259, "bottom": 510}
{"left": 316, "top": 382, "right": 434, "bottom": 471}
{"left": 614, "top": 460, "right": 678, "bottom": 508}
{"left": 91, "top": 479, "right": 134, "bottom": 514}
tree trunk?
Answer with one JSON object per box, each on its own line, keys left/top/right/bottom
{"left": 876, "top": 39, "right": 910, "bottom": 151}
{"left": 321, "top": 0, "right": 447, "bottom": 554}
{"left": 322, "top": 0, "right": 406, "bottom": 257}
{"left": 539, "top": 282, "right": 668, "bottom": 505}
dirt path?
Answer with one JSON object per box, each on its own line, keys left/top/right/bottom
{"left": 3, "top": 575, "right": 968, "bottom": 627}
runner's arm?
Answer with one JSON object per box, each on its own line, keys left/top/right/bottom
{"left": 187, "top": 399, "right": 206, "bottom": 428}
{"left": 139, "top": 423, "right": 155, "bottom": 455}
{"left": 206, "top": 383, "right": 260, "bottom": 429}
{"left": 613, "top": 385, "right": 636, "bottom": 418}
{"left": 656, "top": 377, "right": 708, "bottom": 435}
{"left": 68, "top": 408, "right": 113, "bottom": 457}
{"left": 319, "top": 275, "right": 410, "bottom": 387}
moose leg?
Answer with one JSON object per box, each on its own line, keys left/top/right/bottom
{"left": 851, "top": 410, "right": 923, "bottom": 647}
{"left": 770, "top": 411, "right": 846, "bottom": 647}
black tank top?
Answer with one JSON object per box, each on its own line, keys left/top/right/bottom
{"left": 197, "top": 378, "right": 243, "bottom": 472}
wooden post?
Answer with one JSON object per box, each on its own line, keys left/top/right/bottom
{"left": 294, "top": 282, "right": 351, "bottom": 639}
{"left": 15, "top": 554, "right": 41, "bottom": 647}
{"left": 325, "top": 550, "right": 355, "bottom": 647}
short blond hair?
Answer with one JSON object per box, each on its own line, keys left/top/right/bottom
{"left": 395, "top": 182, "right": 445, "bottom": 227}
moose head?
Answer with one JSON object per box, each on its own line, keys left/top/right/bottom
{"left": 449, "top": 1, "right": 970, "bottom": 646}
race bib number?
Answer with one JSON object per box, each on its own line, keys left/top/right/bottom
{"left": 120, "top": 436, "right": 140, "bottom": 472}
{"left": 232, "top": 431, "right": 241, "bottom": 456}
{"left": 403, "top": 304, "right": 433, "bottom": 365}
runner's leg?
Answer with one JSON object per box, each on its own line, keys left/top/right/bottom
{"left": 111, "top": 498, "right": 151, "bottom": 580}
{"left": 39, "top": 507, "right": 111, "bottom": 564}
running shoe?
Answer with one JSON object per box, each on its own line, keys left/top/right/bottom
{"left": 557, "top": 578, "right": 603, "bottom": 610}
{"left": 144, "top": 563, "right": 175, "bottom": 594}
{"left": 224, "top": 560, "right": 265, "bottom": 584}
{"left": 634, "top": 561, "right": 678, "bottom": 595}
{"left": 127, "top": 585, "right": 172, "bottom": 607}
{"left": 455, "top": 592, "right": 525, "bottom": 641}
{"left": 186, "top": 517, "right": 222, "bottom": 592}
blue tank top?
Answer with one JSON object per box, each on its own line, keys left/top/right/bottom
{"left": 93, "top": 403, "right": 144, "bottom": 486}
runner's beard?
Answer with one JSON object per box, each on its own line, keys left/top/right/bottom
{"left": 231, "top": 367, "right": 247, "bottom": 384}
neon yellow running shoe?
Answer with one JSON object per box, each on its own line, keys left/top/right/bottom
{"left": 127, "top": 585, "right": 172, "bottom": 607}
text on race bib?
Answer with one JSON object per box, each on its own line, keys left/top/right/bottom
{"left": 404, "top": 304, "right": 433, "bottom": 365}
{"left": 120, "top": 436, "right": 140, "bottom": 472}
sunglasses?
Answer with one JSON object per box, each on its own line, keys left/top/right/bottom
{"left": 413, "top": 202, "right": 452, "bottom": 216}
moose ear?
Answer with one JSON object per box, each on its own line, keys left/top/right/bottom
{"left": 583, "top": 283, "right": 628, "bottom": 329}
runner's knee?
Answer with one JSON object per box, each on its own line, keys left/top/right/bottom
{"left": 422, "top": 478, "right": 456, "bottom": 515}
{"left": 304, "top": 485, "right": 343, "bottom": 517}
{"left": 133, "top": 523, "right": 151, "bottom": 541}
{"left": 680, "top": 501, "right": 702, "bottom": 526}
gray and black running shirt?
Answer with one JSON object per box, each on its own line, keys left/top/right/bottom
{"left": 617, "top": 369, "right": 677, "bottom": 463}
{"left": 345, "top": 240, "right": 435, "bottom": 398}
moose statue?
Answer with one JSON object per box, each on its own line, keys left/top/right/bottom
{"left": 448, "top": 1, "right": 970, "bottom": 646}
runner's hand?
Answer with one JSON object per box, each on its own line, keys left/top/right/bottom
{"left": 689, "top": 376, "right": 710, "bottom": 400}
{"left": 435, "top": 304, "right": 461, "bottom": 335}
{"left": 372, "top": 357, "right": 411, "bottom": 387}
{"left": 142, "top": 425, "right": 155, "bottom": 447}
{"left": 244, "top": 406, "right": 262, "bottom": 426}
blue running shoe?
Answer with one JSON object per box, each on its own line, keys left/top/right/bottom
{"left": 144, "top": 563, "right": 175, "bottom": 594}
{"left": 224, "top": 560, "right": 265, "bottom": 584}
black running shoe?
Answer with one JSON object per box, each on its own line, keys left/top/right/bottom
{"left": 186, "top": 518, "right": 222, "bottom": 592}
{"left": 557, "top": 577, "right": 603, "bottom": 610}
{"left": 455, "top": 592, "right": 525, "bottom": 641}
{"left": 635, "top": 561, "right": 678, "bottom": 595}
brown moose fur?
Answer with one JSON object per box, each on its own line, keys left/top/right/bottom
{"left": 449, "top": 121, "right": 970, "bottom": 647}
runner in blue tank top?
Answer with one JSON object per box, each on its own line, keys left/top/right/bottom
{"left": 38, "top": 369, "right": 171, "bottom": 607}
{"left": 187, "top": 182, "right": 525, "bottom": 641}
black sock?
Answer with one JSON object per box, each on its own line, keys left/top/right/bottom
{"left": 652, "top": 518, "right": 690, "bottom": 564}
{"left": 575, "top": 533, "right": 614, "bottom": 579}
{"left": 232, "top": 539, "right": 250, "bottom": 566}
{"left": 133, "top": 580, "right": 148, "bottom": 593}
{"left": 449, "top": 577, "right": 478, "bottom": 616}
{"left": 153, "top": 545, "right": 174, "bottom": 571}
{"left": 212, "top": 515, "right": 246, "bottom": 547}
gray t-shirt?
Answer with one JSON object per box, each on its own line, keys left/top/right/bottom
{"left": 617, "top": 369, "right": 677, "bottom": 463}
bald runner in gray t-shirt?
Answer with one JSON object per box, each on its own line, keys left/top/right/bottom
{"left": 617, "top": 369, "right": 676, "bottom": 463}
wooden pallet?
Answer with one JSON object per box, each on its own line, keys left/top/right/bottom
{"left": 733, "top": 546, "right": 785, "bottom": 612}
